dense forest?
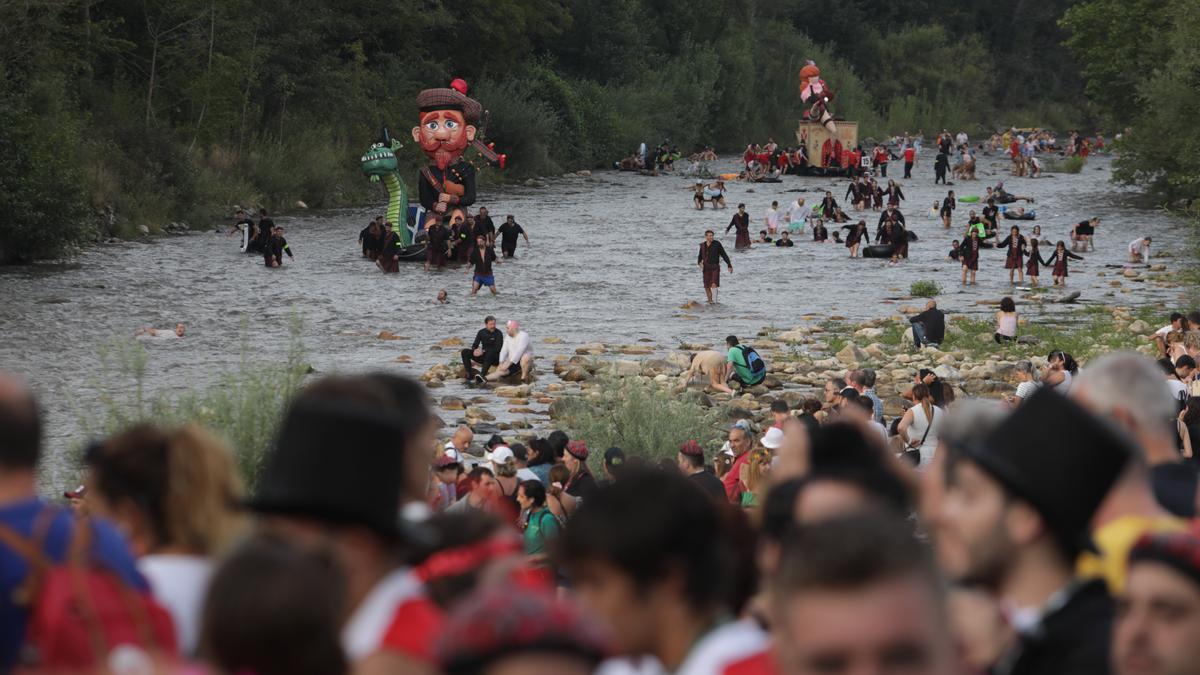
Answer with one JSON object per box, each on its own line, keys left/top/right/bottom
{"left": 0, "top": 0, "right": 1192, "bottom": 261}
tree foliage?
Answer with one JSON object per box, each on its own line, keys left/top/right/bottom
{"left": 2, "top": 0, "right": 1097, "bottom": 260}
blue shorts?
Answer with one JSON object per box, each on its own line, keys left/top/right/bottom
{"left": 473, "top": 274, "right": 495, "bottom": 287}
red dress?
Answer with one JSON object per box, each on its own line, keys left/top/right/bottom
{"left": 1026, "top": 247, "right": 1043, "bottom": 277}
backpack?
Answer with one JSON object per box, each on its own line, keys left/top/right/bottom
{"left": 0, "top": 511, "right": 177, "bottom": 672}
{"left": 738, "top": 346, "right": 767, "bottom": 379}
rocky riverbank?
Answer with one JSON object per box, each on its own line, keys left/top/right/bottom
{"left": 418, "top": 300, "right": 1169, "bottom": 441}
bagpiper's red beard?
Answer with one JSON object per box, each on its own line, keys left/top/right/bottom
{"left": 421, "top": 140, "right": 468, "bottom": 170}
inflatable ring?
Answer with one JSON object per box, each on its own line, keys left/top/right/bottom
{"left": 718, "top": 173, "right": 740, "bottom": 181}
{"left": 862, "top": 244, "right": 894, "bottom": 258}
{"left": 957, "top": 196, "right": 980, "bottom": 203}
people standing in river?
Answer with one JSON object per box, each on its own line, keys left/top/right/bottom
{"left": 468, "top": 234, "right": 498, "bottom": 296}
{"left": 995, "top": 225, "right": 1028, "bottom": 285}
{"left": 940, "top": 190, "right": 956, "bottom": 229}
{"left": 263, "top": 226, "right": 294, "bottom": 268}
{"left": 934, "top": 151, "right": 949, "bottom": 185}
{"left": 959, "top": 229, "right": 981, "bottom": 285}
{"left": 819, "top": 192, "right": 839, "bottom": 220}
{"left": 497, "top": 215, "right": 528, "bottom": 258}
{"left": 842, "top": 219, "right": 869, "bottom": 257}
{"left": 1025, "top": 239, "right": 1047, "bottom": 286}
{"left": 774, "top": 230, "right": 794, "bottom": 247}
{"left": 811, "top": 219, "right": 829, "bottom": 242}
{"left": 726, "top": 204, "right": 752, "bottom": 250}
{"left": 450, "top": 214, "right": 471, "bottom": 263}
{"left": 1129, "top": 235, "right": 1152, "bottom": 264}
{"left": 254, "top": 209, "right": 276, "bottom": 254}
{"left": 359, "top": 217, "right": 383, "bottom": 260}
{"left": 902, "top": 143, "right": 916, "bottom": 178}
{"left": 882, "top": 180, "right": 905, "bottom": 207}
{"left": 870, "top": 178, "right": 884, "bottom": 210}
{"left": 378, "top": 222, "right": 401, "bottom": 273}
{"left": 424, "top": 217, "right": 450, "bottom": 271}
{"left": 1044, "top": 240, "right": 1084, "bottom": 286}
{"left": 473, "top": 207, "right": 496, "bottom": 247}
{"left": 1072, "top": 217, "right": 1099, "bottom": 251}
{"left": 764, "top": 201, "right": 781, "bottom": 234}
{"left": 981, "top": 198, "right": 999, "bottom": 233}
{"left": 845, "top": 180, "right": 862, "bottom": 211}
{"left": 231, "top": 209, "right": 258, "bottom": 253}
{"left": 698, "top": 229, "right": 732, "bottom": 305}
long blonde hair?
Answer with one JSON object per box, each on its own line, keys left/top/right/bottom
{"left": 92, "top": 424, "right": 245, "bottom": 556}
{"left": 911, "top": 383, "right": 935, "bottom": 424}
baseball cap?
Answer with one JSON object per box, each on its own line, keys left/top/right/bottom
{"left": 487, "top": 446, "right": 515, "bottom": 466}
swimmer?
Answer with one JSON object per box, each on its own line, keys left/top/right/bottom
{"left": 811, "top": 219, "right": 829, "bottom": 243}
{"left": 1128, "top": 236, "right": 1152, "bottom": 264}
{"left": 693, "top": 181, "right": 706, "bottom": 210}
{"left": 264, "top": 226, "right": 294, "bottom": 267}
{"left": 756, "top": 230, "right": 773, "bottom": 244}
{"left": 135, "top": 323, "right": 186, "bottom": 338}
{"left": 774, "top": 230, "right": 794, "bottom": 247}
{"left": 434, "top": 289, "right": 449, "bottom": 304}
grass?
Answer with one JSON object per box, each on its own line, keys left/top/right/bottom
{"left": 1046, "top": 155, "right": 1085, "bottom": 174}
{"left": 73, "top": 315, "right": 311, "bottom": 492}
{"left": 556, "top": 374, "right": 725, "bottom": 473}
{"left": 910, "top": 280, "right": 942, "bottom": 297}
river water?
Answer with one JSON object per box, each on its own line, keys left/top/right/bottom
{"left": 0, "top": 154, "right": 1188, "bottom": 489}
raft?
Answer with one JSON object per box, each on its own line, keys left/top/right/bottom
{"left": 717, "top": 173, "right": 740, "bottom": 181}
{"left": 957, "top": 195, "right": 980, "bottom": 203}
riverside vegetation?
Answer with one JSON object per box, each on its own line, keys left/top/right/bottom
{"left": 6, "top": 0, "right": 1194, "bottom": 262}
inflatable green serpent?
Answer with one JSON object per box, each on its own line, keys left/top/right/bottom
{"left": 360, "top": 139, "right": 412, "bottom": 246}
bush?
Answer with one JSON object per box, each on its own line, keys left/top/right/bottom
{"left": 1047, "top": 156, "right": 1085, "bottom": 174}
{"left": 73, "top": 316, "right": 310, "bottom": 492}
{"left": 556, "top": 375, "right": 725, "bottom": 471}
{"left": 910, "top": 280, "right": 942, "bottom": 297}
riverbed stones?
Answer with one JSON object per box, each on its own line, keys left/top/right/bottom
{"left": 560, "top": 366, "right": 591, "bottom": 382}
{"left": 464, "top": 406, "right": 495, "bottom": 422}
{"left": 441, "top": 396, "right": 466, "bottom": 410}
{"left": 575, "top": 342, "right": 606, "bottom": 355}
{"left": 835, "top": 343, "right": 869, "bottom": 365}
{"left": 933, "top": 364, "right": 962, "bottom": 381}
{"left": 1127, "top": 319, "right": 1150, "bottom": 335}
{"left": 437, "top": 337, "right": 464, "bottom": 348}
{"left": 493, "top": 385, "right": 531, "bottom": 398}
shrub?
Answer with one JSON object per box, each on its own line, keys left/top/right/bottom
{"left": 910, "top": 280, "right": 942, "bottom": 297}
{"left": 1046, "top": 156, "right": 1085, "bottom": 174}
{"left": 556, "top": 374, "right": 724, "bottom": 471}
{"left": 73, "top": 316, "right": 310, "bottom": 492}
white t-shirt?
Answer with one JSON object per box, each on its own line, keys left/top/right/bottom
{"left": 443, "top": 440, "right": 464, "bottom": 463}
{"left": 765, "top": 208, "right": 780, "bottom": 231}
{"left": 956, "top": 132, "right": 968, "bottom": 145}
{"left": 787, "top": 203, "right": 811, "bottom": 224}
{"left": 1156, "top": 324, "right": 1176, "bottom": 337}
{"left": 1168, "top": 379, "right": 1188, "bottom": 402}
{"left": 500, "top": 330, "right": 532, "bottom": 364}
{"left": 1129, "top": 238, "right": 1149, "bottom": 255}
{"left": 1015, "top": 381, "right": 1039, "bottom": 400}
{"left": 138, "top": 555, "right": 214, "bottom": 656}
{"left": 595, "top": 619, "right": 768, "bottom": 675}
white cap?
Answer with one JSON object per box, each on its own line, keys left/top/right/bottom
{"left": 486, "top": 445, "right": 514, "bottom": 466}
{"left": 720, "top": 441, "right": 734, "bottom": 457}
{"left": 761, "top": 427, "right": 785, "bottom": 450}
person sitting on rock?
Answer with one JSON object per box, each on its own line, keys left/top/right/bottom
{"left": 487, "top": 320, "right": 534, "bottom": 383}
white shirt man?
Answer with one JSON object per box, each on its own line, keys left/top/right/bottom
{"left": 765, "top": 204, "right": 780, "bottom": 233}
{"left": 956, "top": 131, "right": 968, "bottom": 146}
{"left": 787, "top": 199, "right": 811, "bottom": 229}
{"left": 488, "top": 320, "right": 534, "bottom": 382}
{"left": 1129, "top": 236, "right": 1152, "bottom": 263}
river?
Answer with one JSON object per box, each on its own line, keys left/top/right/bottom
{"left": 0, "top": 154, "right": 1189, "bottom": 490}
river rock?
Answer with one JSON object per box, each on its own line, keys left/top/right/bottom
{"left": 666, "top": 351, "right": 692, "bottom": 370}
{"left": 464, "top": 406, "right": 495, "bottom": 422}
{"left": 494, "top": 385, "right": 531, "bottom": 398}
{"left": 294, "top": 200, "right": 308, "bottom": 209}
{"left": 543, "top": 336, "right": 564, "bottom": 344}
{"left": 576, "top": 170, "right": 592, "bottom": 177}
{"left": 438, "top": 337, "right": 464, "bottom": 348}
{"left": 835, "top": 343, "right": 869, "bottom": 365}
{"left": 392, "top": 355, "right": 412, "bottom": 363}
{"left": 864, "top": 343, "right": 888, "bottom": 360}
{"left": 1127, "top": 319, "right": 1150, "bottom": 335}
{"left": 855, "top": 327, "right": 884, "bottom": 339}
{"left": 378, "top": 331, "right": 405, "bottom": 340}
{"left": 441, "top": 396, "right": 466, "bottom": 410}
{"left": 576, "top": 342, "right": 606, "bottom": 355}
{"left": 612, "top": 360, "right": 642, "bottom": 377}
{"left": 1123, "top": 269, "right": 1140, "bottom": 278}
{"left": 560, "top": 366, "right": 591, "bottom": 382}
{"left": 618, "top": 344, "right": 654, "bottom": 355}
{"left": 1016, "top": 335, "right": 1041, "bottom": 345}
{"left": 933, "top": 364, "right": 962, "bottom": 381}
{"left": 137, "top": 224, "right": 150, "bottom": 235}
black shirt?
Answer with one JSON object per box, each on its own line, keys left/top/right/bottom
{"left": 910, "top": 308, "right": 946, "bottom": 344}
{"left": 471, "top": 327, "right": 503, "bottom": 355}
{"left": 498, "top": 221, "right": 524, "bottom": 245}
{"left": 473, "top": 215, "right": 496, "bottom": 240}
{"left": 775, "top": 238, "right": 794, "bottom": 247}
{"left": 417, "top": 161, "right": 476, "bottom": 211}
{"left": 1151, "top": 462, "right": 1198, "bottom": 518}
{"left": 566, "top": 469, "right": 598, "bottom": 501}
{"left": 469, "top": 246, "right": 496, "bottom": 276}
{"left": 690, "top": 470, "right": 727, "bottom": 502}
{"left": 698, "top": 240, "right": 732, "bottom": 267}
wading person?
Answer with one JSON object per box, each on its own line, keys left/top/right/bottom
{"left": 378, "top": 222, "right": 401, "bottom": 273}
{"left": 468, "top": 234, "right": 498, "bottom": 296}
{"left": 263, "top": 227, "right": 294, "bottom": 268}
{"left": 996, "top": 225, "right": 1028, "bottom": 285}
{"left": 496, "top": 215, "right": 528, "bottom": 258}
{"left": 698, "top": 229, "right": 733, "bottom": 305}
{"left": 727, "top": 203, "right": 752, "bottom": 250}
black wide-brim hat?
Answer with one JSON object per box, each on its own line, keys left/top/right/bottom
{"left": 249, "top": 397, "right": 408, "bottom": 538}
{"left": 960, "top": 387, "right": 1132, "bottom": 553}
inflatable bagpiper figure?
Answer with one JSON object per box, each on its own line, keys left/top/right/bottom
{"left": 800, "top": 61, "right": 836, "bottom": 134}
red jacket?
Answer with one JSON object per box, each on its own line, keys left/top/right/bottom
{"left": 904, "top": 147, "right": 915, "bottom": 162}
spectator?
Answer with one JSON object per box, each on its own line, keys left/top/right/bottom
{"left": 562, "top": 440, "right": 597, "bottom": 501}
{"left": 722, "top": 421, "right": 756, "bottom": 503}
{"left": 995, "top": 296, "right": 1018, "bottom": 343}
{"left": 0, "top": 373, "right": 147, "bottom": 672}
{"left": 86, "top": 424, "right": 245, "bottom": 655}
{"left": 1113, "top": 528, "right": 1200, "bottom": 675}
{"left": 517, "top": 480, "right": 558, "bottom": 559}
{"left": 849, "top": 369, "right": 884, "bottom": 423}
{"left": 677, "top": 440, "right": 725, "bottom": 501}
{"left": 909, "top": 300, "right": 946, "bottom": 349}
{"left": 1006, "top": 360, "right": 1040, "bottom": 406}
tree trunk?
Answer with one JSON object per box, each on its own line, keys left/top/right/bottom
{"left": 145, "top": 36, "right": 158, "bottom": 126}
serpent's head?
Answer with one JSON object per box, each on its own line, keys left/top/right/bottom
{"left": 361, "top": 141, "right": 400, "bottom": 180}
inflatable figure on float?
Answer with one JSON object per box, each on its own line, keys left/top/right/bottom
{"left": 360, "top": 78, "right": 505, "bottom": 267}
{"left": 799, "top": 60, "right": 837, "bottom": 134}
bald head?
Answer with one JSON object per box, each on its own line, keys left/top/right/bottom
{"left": 452, "top": 425, "right": 474, "bottom": 450}
{"left": 0, "top": 373, "right": 40, "bottom": 471}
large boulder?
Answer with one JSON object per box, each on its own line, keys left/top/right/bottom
{"left": 441, "top": 396, "right": 466, "bottom": 411}
{"left": 612, "top": 360, "right": 642, "bottom": 377}
{"left": 1127, "top": 319, "right": 1150, "bottom": 335}
{"left": 835, "top": 343, "right": 869, "bottom": 365}
{"left": 933, "top": 364, "right": 962, "bottom": 381}
{"left": 575, "top": 342, "right": 606, "bottom": 355}
{"left": 560, "top": 366, "right": 591, "bottom": 382}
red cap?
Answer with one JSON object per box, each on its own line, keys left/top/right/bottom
{"left": 566, "top": 440, "right": 589, "bottom": 460}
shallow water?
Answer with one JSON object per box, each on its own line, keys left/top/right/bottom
{"left": 0, "top": 155, "right": 1188, "bottom": 489}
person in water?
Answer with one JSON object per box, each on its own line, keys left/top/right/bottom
{"left": 940, "top": 190, "right": 956, "bottom": 229}
{"left": 425, "top": 217, "right": 450, "bottom": 271}
{"left": 1025, "top": 239, "right": 1048, "bottom": 287}
{"left": 231, "top": 209, "right": 257, "bottom": 252}
{"left": 698, "top": 230, "right": 732, "bottom": 304}
{"left": 435, "top": 289, "right": 449, "bottom": 304}
{"left": 1072, "top": 216, "right": 1099, "bottom": 251}
{"left": 254, "top": 209, "right": 276, "bottom": 254}
{"left": 378, "top": 221, "right": 401, "bottom": 273}
{"left": 358, "top": 217, "right": 383, "bottom": 260}
{"left": 995, "top": 225, "right": 1029, "bottom": 285}
{"left": 450, "top": 215, "right": 471, "bottom": 263}
{"left": 1129, "top": 236, "right": 1152, "bottom": 264}
{"left": 263, "top": 226, "right": 294, "bottom": 268}
{"left": 959, "top": 229, "right": 982, "bottom": 285}
{"left": 811, "top": 219, "right": 829, "bottom": 242}
{"left": 1043, "top": 240, "right": 1084, "bottom": 286}
{"left": 135, "top": 323, "right": 186, "bottom": 338}
{"left": 473, "top": 207, "right": 496, "bottom": 247}
{"left": 775, "top": 230, "right": 794, "bottom": 247}
{"left": 756, "top": 230, "right": 773, "bottom": 244}
{"left": 842, "top": 219, "right": 869, "bottom": 257}
{"left": 468, "top": 234, "right": 498, "bottom": 296}
{"left": 947, "top": 239, "right": 961, "bottom": 261}
{"left": 497, "top": 215, "right": 528, "bottom": 258}
{"left": 726, "top": 204, "right": 752, "bottom": 250}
